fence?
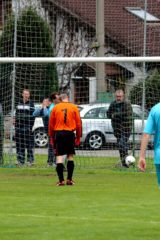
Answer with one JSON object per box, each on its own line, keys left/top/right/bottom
{"left": 0, "top": 0, "right": 159, "bottom": 169}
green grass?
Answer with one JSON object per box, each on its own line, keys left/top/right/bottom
{"left": 2, "top": 153, "right": 155, "bottom": 172}
{"left": 0, "top": 155, "right": 159, "bottom": 240}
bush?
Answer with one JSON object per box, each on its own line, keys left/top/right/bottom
{"left": 129, "top": 69, "right": 160, "bottom": 110}
{"left": 0, "top": 7, "right": 58, "bottom": 110}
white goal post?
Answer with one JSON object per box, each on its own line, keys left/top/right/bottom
{"left": 0, "top": 57, "right": 160, "bottom": 63}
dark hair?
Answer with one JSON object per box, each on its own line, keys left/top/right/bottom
{"left": 49, "top": 92, "right": 59, "bottom": 101}
{"left": 40, "top": 96, "right": 49, "bottom": 103}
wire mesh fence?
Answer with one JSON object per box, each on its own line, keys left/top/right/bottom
{"left": 0, "top": 0, "right": 159, "bottom": 170}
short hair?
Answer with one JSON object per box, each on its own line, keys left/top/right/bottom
{"left": 23, "top": 89, "right": 30, "bottom": 94}
{"left": 59, "top": 92, "right": 69, "bottom": 101}
{"left": 49, "top": 92, "right": 59, "bottom": 101}
{"left": 115, "top": 89, "right": 124, "bottom": 95}
{"left": 40, "top": 96, "right": 49, "bottom": 103}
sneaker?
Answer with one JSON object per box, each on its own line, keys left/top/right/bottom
{"left": 56, "top": 181, "right": 65, "bottom": 186}
{"left": 47, "top": 163, "right": 53, "bottom": 167}
{"left": 27, "top": 162, "right": 35, "bottom": 167}
{"left": 15, "top": 161, "right": 24, "bottom": 167}
{"left": 66, "top": 180, "right": 75, "bottom": 185}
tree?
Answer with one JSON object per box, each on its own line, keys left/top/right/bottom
{"left": 129, "top": 69, "right": 160, "bottom": 110}
{"left": 0, "top": 7, "right": 58, "bottom": 112}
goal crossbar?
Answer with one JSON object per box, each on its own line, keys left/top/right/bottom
{"left": 0, "top": 56, "right": 160, "bottom": 63}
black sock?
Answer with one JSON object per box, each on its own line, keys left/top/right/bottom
{"left": 56, "top": 163, "right": 64, "bottom": 182}
{"left": 67, "top": 161, "right": 74, "bottom": 180}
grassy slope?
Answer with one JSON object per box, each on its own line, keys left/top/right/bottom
{"left": 0, "top": 166, "right": 159, "bottom": 240}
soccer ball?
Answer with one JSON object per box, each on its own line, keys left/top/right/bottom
{"left": 125, "top": 155, "right": 136, "bottom": 166}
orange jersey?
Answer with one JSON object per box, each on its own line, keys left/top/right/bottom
{"left": 49, "top": 102, "right": 82, "bottom": 138}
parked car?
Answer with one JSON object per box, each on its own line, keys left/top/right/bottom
{"left": 78, "top": 103, "right": 148, "bottom": 150}
{"left": 4, "top": 104, "right": 48, "bottom": 148}
{"left": 33, "top": 109, "right": 48, "bottom": 148}
{"left": 4, "top": 102, "right": 149, "bottom": 150}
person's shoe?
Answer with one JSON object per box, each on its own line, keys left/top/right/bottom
{"left": 27, "top": 162, "right": 35, "bottom": 167}
{"left": 56, "top": 181, "right": 65, "bottom": 186}
{"left": 122, "top": 162, "right": 129, "bottom": 168}
{"left": 15, "top": 161, "right": 24, "bottom": 167}
{"left": 66, "top": 179, "right": 75, "bottom": 185}
{"left": 47, "top": 163, "right": 53, "bottom": 167}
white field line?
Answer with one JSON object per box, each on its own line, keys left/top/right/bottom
{"left": 5, "top": 213, "right": 160, "bottom": 225}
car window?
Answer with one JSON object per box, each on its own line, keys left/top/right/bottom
{"left": 84, "top": 107, "right": 109, "bottom": 119}
{"left": 132, "top": 106, "right": 148, "bottom": 119}
{"left": 98, "top": 107, "right": 108, "bottom": 118}
{"left": 84, "top": 108, "right": 99, "bottom": 118}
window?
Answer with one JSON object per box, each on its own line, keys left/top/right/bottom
{"left": 84, "top": 108, "right": 99, "bottom": 119}
{"left": 98, "top": 107, "right": 108, "bottom": 119}
{"left": 126, "top": 7, "right": 160, "bottom": 22}
{"left": 132, "top": 106, "right": 148, "bottom": 119}
{"left": 84, "top": 107, "right": 108, "bottom": 119}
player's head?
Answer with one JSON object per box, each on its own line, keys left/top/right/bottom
{"left": 22, "top": 89, "right": 30, "bottom": 102}
{"left": 115, "top": 89, "right": 125, "bottom": 103}
{"left": 49, "top": 92, "right": 60, "bottom": 104}
{"left": 41, "top": 97, "right": 50, "bottom": 107}
{"left": 59, "top": 92, "right": 69, "bottom": 102}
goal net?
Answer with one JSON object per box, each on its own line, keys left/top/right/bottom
{"left": 0, "top": 0, "right": 159, "bottom": 171}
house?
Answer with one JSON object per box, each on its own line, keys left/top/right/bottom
{"left": 39, "top": 0, "right": 160, "bottom": 103}
{"left": 2, "top": 0, "right": 160, "bottom": 103}
{"left": 0, "top": 0, "right": 12, "bottom": 31}
{"left": 42, "top": 0, "right": 160, "bottom": 56}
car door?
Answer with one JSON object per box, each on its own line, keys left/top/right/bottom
{"left": 82, "top": 106, "right": 116, "bottom": 145}
{"left": 129, "top": 105, "right": 147, "bottom": 143}
{"left": 97, "top": 106, "right": 116, "bottom": 143}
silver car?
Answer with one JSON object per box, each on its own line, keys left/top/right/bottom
{"left": 78, "top": 103, "right": 148, "bottom": 150}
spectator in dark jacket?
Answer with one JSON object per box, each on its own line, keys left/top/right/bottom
{"left": 15, "top": 89, "right": 35, "bottom": 166}
{"left": 107, "top": 89, "right": 133, "bottom": 167}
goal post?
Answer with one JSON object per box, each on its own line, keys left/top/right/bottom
{"left": 0, "top": 57, "right": 160, "bottom": 63}
{"left": 0, "top": 56, "right": 156, "bottom": 171}
{"left": 0, "top": 0, "right": 159, "bottom": 170}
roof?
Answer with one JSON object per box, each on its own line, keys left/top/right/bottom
{"left": 45, "top": 0, "right": 160, "bottom": 56}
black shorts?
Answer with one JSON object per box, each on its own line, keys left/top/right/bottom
{"left": 54, "top": 130, "right": 75, "bottom": 156}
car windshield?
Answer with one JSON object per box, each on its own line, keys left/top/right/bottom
{"left": 132, "top": 105, "right": 148, "bottom": 119}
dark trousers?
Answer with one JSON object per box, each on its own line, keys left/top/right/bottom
{"left": 115, "top": 131, "right": 130, "bottom": 164}
{"left": 47, "top": 138, "right": 56, "bottom": 165}
{"left": 15, "top": 129, "right": 34, "bottom": 164}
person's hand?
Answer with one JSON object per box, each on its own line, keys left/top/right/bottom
{"left": 75, "top": 137, "right": 81, "bottom": 147}
{"left": 42, "top": 99, "right": 48, "bottom": 108}
{"left": 138, "top": 157, "right": 146, "bottom": 172}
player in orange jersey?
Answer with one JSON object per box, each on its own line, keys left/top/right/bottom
{"left": 49, "top": 92, "right": 82, "bottom": 186}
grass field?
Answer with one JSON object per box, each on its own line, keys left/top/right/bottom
{"left": 0, "top": 155, "right": 159, "bottom": 240}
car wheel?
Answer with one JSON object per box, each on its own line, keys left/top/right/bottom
{"left": 85, "top": 131, "right": 105, "bottom": 150}
{"left": 34, "top": 128, "right": 48, "bottom": 147}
